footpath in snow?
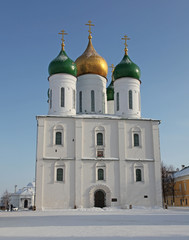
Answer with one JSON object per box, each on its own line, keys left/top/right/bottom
{"left": 0, "top": 207, "right": 189, "bottom": 240}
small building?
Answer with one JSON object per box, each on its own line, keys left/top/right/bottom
{"left": 173, "top": 166, "right": 189, "bottom": 206}
{"left": 10, "top": 182, "right": 35, "bottom": 210}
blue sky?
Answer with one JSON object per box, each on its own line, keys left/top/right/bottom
{"left": 0, "top": 0, "right": 189, "bottom": 196}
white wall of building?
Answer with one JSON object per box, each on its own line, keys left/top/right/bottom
{"left": 48, "top": 73, "right": 77, "bottom": 116}
{"left": 114, "top": 77, "right": 141, "bottom": 118}
{"left": 76, "top": 74, "right": 107, "bottom": 114}
{"left": 36, "top": 115, "right": 162, "bottom": 209}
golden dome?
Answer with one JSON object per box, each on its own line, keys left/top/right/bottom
{"left": 75, "top": 37, "right": 108, "bottom": 78}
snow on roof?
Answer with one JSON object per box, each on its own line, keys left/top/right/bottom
{"left": 27, "top": 181, "right": 35, "bottom": 188}
{"left": 174, "top": 166, "right": 189, "bottom": 178}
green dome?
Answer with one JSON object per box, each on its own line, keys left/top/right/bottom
{"left": 107, "top": 80, "right": 114, "bottom": 101}
{"left": 48, "top": 49, "right": 77, "bottom": 77}
{"left": 113, "top": 54, "right": 141, "bottom": 81}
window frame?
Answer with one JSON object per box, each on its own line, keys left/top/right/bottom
{"left": 55, "top": 131, "right": 62, "bottom": 145}
{"left": 129, "top": 90, "right": 133, "bottom": 109}
{"left": 53, "top": 125, "right": 64, "bottom": 146}
{"left": 116, "top": 92, "right": 119, "bottom": 111}
{"left": 97, "top": 132, "right": 103, "bottom": 146}
{"left": 136, "top": 168, "right": 142, "bottom": 182}
{"left": 91, "top": 90, "right": 95, "bottom": 112}
{"left": 79, "top": 91, "right": 82, "bottom": 112}
{"left": 57, "top": 168, "right": 64, "bottom": 181}
{"left": 61, "top": 87, "right": 65, "bottom": 107}
{"left": 134, "top": 133, "right": 140, "bottom": 147}
{"left": 96, "top": 163, "right": 106, "bottom": 181}
{"left": 134, "top": 163, "right": 144, "bottom": 183}
{"left": 54, "top": 163, "right": 65, "bottom": 183}
{"left": 131, "top": 127, "right": 142, "bottom": 148}
{"left": 98, "top": 168, "right": 104, "bottom": 180}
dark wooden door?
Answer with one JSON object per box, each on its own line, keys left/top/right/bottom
{"left": 94, "top": 190, "right": 105, "bottom": 208}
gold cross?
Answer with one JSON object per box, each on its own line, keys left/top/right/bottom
{"left": 85, "top": 20, "right": 94, "bottom": 39}
{"left": 121, "top": 35, "right": 130, "bottom": 55}
{"left": 109, "top": 64, "right": 115, "bottom": 74}
{"left": 58, "top": 30, "right": 68, "bottom": 50}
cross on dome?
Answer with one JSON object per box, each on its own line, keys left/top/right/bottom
{"left": 85, "top": 20, "right": 95, "bottom": 39}
{"left": 58, "top": 30, "right": 68, "bottom": 50}
{"left": 109, "top": 64, "right": 115, "bottom": 74}
{"left": 122, "top": 35, "right": 130, "bottom": 55}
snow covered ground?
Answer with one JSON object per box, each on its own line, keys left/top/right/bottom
{"left": 0, "top": 207, "right": 189, "bottom": 240}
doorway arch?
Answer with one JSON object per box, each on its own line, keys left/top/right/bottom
{"left": 89, "top": 184, "right": 111, "bottom": 208}
{"left": 94, "top": 190, "right": 106, "bottom": 208}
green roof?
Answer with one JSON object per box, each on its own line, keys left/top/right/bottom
{"left": 48, "top": 49, "right": 77, "bottom": 77}
{"left": 113, "top": 54, "right": 141, "bottom": 80}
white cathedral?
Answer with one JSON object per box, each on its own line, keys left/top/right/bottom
{"left": 35, "top": 22, "right": 162, "bottom": 210}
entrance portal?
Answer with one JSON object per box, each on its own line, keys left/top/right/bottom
{"left": 94, "top": 190, "right": 106, "bottom": 208}
{"left": 24, "top": 199, "right": 28, "bottom": 208}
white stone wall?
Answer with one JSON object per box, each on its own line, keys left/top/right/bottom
{"left": 107, "top": 100, "right": 114, "bottom": 114}
{"left": 76, "top": 74, "right": 107, "bottom": 114}
{"left": 114, "top": 77, "right": 141, "bottom": 118}
{"left": 36, "top": 115, "right": 162, "bottom": 209}
{"left": 48, "top": 73, "right": 77, "bottom": 116}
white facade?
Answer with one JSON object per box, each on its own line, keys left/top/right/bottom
{"left": 10, "top": 182, "right": 35, "bottom": 210}
{"left": 36, "top": 113, "right": 162, "bottom": 209}
{"left": 36, "top": 42, "right": 162, "bottom": 210}
{"left": 76, "top": 74, "right": 107, "bottom": 114}
{"left": 114, "top": 77, "right": 141, "bottom": 118}
{"left": 48, "top": 73, "right": 77, "bottom": 116}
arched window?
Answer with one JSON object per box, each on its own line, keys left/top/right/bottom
{"left": 57, "top": 168, "right": 63, "bottom": 181}
{"left": 98, "top": 168, "right": 104, "bottom": 180}
{"left": 97, "top": 133, "right": 103, "bottom": 146}
{"left": 91, "top": 90, "right": 95, "bottom": 112}
{"left": 116, "top": 92, "right": 119, "bottom": 111}
{"left": 136, "top": 169, "right": 142, "bottom": 182}
{"left": 56, "top": 132, "right": 62, "bottom": 145}
{"left": 129, "top": 90, "right": 133, "bottom": 109}
{"left": 134, "top": 133, "right": 139, "bottom": 146}
{"left": 79, "top": 91, "right": 82, "bottom": 112}
{"left": 61, "top": 87, "right": 65, "bottom": 107}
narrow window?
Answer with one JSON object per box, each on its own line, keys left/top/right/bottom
{"left": 98, "top": 169, "right": 104, "bottom": 180}
{"left": 134, "top": 133, "right": 139, "bottom": 146}
{"left": 61, "top": 87, "right": 65, "bottom": 107}
{"left": 129, "top": 90, "right": 133, "bottom": 109}
{"left": 91, "top": 90, "right": 95, "bottom": 112}
{"left": 136, "top": 169, "right": 142, "bottom": 182}
{"left": 50, "top": 89, "right": 52, "bottom": 109}
{"left": 186, "top": 199, "right": 188, "bottom": 205}
{"left": 73, "top": 89, "right": 75, "bottom": 109}
{"left": 79, "top": 91, "right": 82, "bottom": 112}
{"left": 57, "top": 168, "right": 63, "bottom": 181}
{"left": 97, "top": 133, "right": 103, "bottom": 146}
{"left": 56, "top": 132, "right": 62, "bottom": 145}
{"left": 116, "top": 92, "right": 119, "bottom": 111}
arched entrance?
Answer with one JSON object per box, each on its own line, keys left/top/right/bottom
{"left": 24, "top": 199, "right": 28, "bottom": 208}
{"left": 94, "top": 190, "right": 106, "bottom": 208}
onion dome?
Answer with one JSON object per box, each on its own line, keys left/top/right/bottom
{"left": 48, "top": 50, "right": 77, "bottom": 77}
{"left": 113, "top": 35, "right": 141, "bottom": 81}
{"left": 75, "top": 21, "right": 108, "bottom": 78}
{"left": 48, "top": 30, "right": 77, "bottom": 77}
{"left": 113, "top": 54, "right": 141, "bottom": 80}
{"left": 75, "top": 38, "right": 108, "bottom": 78}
